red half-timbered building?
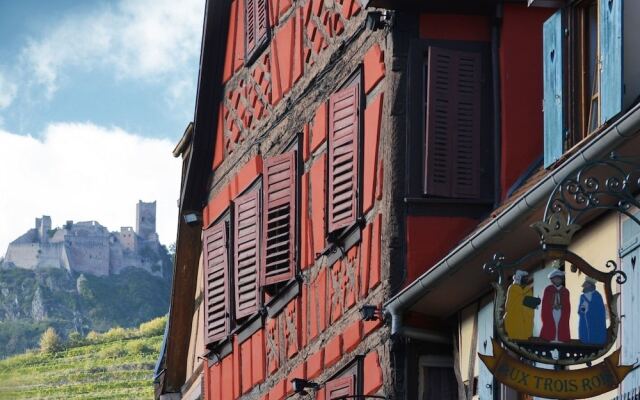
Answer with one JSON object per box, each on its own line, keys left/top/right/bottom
{"left": 155, "top": 0, "right": 640, "bottom": 399}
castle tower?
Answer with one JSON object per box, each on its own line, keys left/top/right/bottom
{"left": 36, "top": 216, "right": 52, "bottom": 243}
{"left": 135, "top": 201, "right": 156, "bottom": 240}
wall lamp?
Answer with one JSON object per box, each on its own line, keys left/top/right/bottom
{"left": 182, "top": 211, "right": 202, "bottom": 225}
{"left": 366, "top": 10, "right": 391, "bottom": 31}
{"left": 291, "top": 378, "right": 319, "bottom": 394}
{"left": 360, "top": 304, "right": 383, "bottom": 321}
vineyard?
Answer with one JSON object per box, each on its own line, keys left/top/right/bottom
{"left": 0, "top": 317, "right": 165, "bottom": 399}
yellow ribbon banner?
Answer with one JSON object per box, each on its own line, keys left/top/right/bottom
{"left": 479, "top": 340, "right": 635, "bottom": 399}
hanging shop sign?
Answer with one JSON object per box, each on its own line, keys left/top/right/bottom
{"left": 479, "top": 155, "right": 640, "bottom": 399}
{"left": 480, "top": 340, "right": 633, "bottom": 399}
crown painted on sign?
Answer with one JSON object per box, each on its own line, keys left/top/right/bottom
{"left": 531, "top": 212, "right": 581, "bottom": 246}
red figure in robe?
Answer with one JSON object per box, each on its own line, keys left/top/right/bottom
{"left": 540, "top": 283, "right": 571, "bottom": 342}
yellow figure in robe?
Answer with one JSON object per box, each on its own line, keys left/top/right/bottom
{"left": 503, "top": 270, "right": 535, "bottom": 340}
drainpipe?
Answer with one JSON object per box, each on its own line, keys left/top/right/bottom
{"left": 385, "top": 102, "right": 640, "bottom": 335}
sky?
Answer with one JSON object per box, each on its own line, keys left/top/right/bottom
{"left": 0, "top": 0, "right": 206, "bottom": 253}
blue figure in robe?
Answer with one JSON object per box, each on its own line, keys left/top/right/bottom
{"left": 578, "top": 277, "right": 607, "bottom": 345}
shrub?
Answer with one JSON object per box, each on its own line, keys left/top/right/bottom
{"left": 67, "top": 331, "right": 84, "bottom": 347}
{"left": 39, "top": 328, "right": 63, "bottom": 353}
{"left": 103, "top": 326, "right": 128, "bottom": 341}
{"left": 86, "top": 331, "right": 101, "bottom": 343}
{"left": 138, "top": 316, "right": 166, "bottom": 337}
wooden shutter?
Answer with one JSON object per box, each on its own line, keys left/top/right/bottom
{"left": 476, "top": 301, "right": 494, "bottom": 400}
{"left": 234, "top": 190, "right": 260, "bottom": 319}
{"left": 543, "top": 10, "right": 564, "bottom": 168}
{"left": 245, "top": 0, "right": 256, "bottom": 58}
{"left": 599, "top": 0, "right": 622, "bottom": 124}
{"left": 620, "top": 213, "right": 640, "bottom": 393}
{"left": 326, "top": 375, "right": 356, "bottom": 399}
{"left": 262, "top": 151, "right": 296, "bottom": 285}
{"left": 203, "top": 221, "right": 230, "bottom": 345}
{"left": 256, "top": 0, "right": 268, "bottom": 46}
{"left": 328, "top": 84, "right": 359, "bottom": 233}
{"left": 245, "top": 0, "right": 269, "bottom": 61}
{"left": 423, "top": 46, "right": 481, "bottom": 199}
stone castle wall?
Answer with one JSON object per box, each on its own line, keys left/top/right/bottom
{"left": 3, "top": 203, "right": 165, "bottom": 277}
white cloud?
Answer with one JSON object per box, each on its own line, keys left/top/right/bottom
{"left": 0, "top": 123, "right": 182, "bottom": 255}
{"left": 20, "top": 0, "right": 204, "bottom": 100}
{"left": 0, "top": 70, "right": 17, "bottom": 109}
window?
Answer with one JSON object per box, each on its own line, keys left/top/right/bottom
{"left": 327, "top": 80, "right": 361, "bottom": 235}
{"left": 569, "top": 0, "right": 600, "bottom": 145}
{"left": 262, "top": 151, "right": 297, "bottom": 286}
{"left": 423, "top": 46, "right": 482, "bottom": 199}
{"left": 203, "top": 220, "right": 231, "bottom": 345}
{"left": 326, "top": 375, "right": 356, "bottom": 399}
{"left": 245, "top": 0, "right": 270, "bottom": 64}
{"left": 233, "top": 188, "right": 261, "bottom": 319}
{"left": 417, "top": 356, "right": 457, "bottom": 400}
{"left": 543, "top": 0, "right": 622, "bottom": 167}
{"left": 406, "top": 40, "right": 494, "bottom": 205}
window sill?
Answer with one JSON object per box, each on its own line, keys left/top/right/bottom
{"left": 265, "top": 277, "right": 301, "bottom": 318}
{"left": 233, "top": 312, "right": 264, "bottom": 344}
{"left": 404, "top": 197, "right": 494, "bottom": 206}
{"left": 319, "top": 222, "right": 363, "bottom": 267}
{"left": 205, "top": 337, "right": 233, "bottom": 366}
{"left": 245, "top": 36, "right": 270, "bottom": 67}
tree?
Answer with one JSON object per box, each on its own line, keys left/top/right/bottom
{"left": 39, "top": 327, "right": 63, "bottom": 353}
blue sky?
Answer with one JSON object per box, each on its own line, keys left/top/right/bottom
{"left": 0, "top": 0, "right": 205, "bottom": 253}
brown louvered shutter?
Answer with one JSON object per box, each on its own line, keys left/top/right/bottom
{"left": 424, "top": 46, "right": 482, "bottom": 199}
{"left": 245, "top": 0, "right": 269, "bottom": 61}
{"left": 326, "top": 375, "right": 356, "bottom": 399}
{"left": 255, "top": 0, "right": 268, "bottom": 45}
{"left": 203, "top": 221, "right": 230, "bottom": 345}
{"left": 328, "top": 84, "right": 359, "bottom": 233}
{"left": 245, "top": 0, "right": 256, "bottom": 58}
{"left": 262, "top": 151, "right": 296, "bottom": 285}
{"left": 234, "top": 190, "right": 260, "bottom": 318}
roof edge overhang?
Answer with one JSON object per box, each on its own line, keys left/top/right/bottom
{"left": 173, "top": 122, "right": 194, "bottom": 158}
{"left": 180, "top": 0, "right": 230, "bottom": 213}
{"left": 161, "top": 0, "right": 231, "bottom": 394}
{"left": 384, "top": 103, "right": 640, "bottom": 333}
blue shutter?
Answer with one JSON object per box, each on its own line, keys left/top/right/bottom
{"left": 600, "top": 0, "right": 623, "bottom": 124}
{"left": 620, "top": 213, "right": 640, "bottom": 394}
{"left": 543, "top": 10, "right": 564, "bottom": 169}
{"left": 477, "top": 301, "right": 494, "bottom": 400}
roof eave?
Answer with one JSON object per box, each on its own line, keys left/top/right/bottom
{"left": 162, "top": 0, "right": 231, "bottom": 394}
{"left": 384, "top": 103, "right": 640, "bottom": 332}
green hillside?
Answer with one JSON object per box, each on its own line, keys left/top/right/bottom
{"left": 0, "top": 265, "right": 172, "bottom": 359}
{"left": 0, "top": 317, "right": 165, "bottom": 400}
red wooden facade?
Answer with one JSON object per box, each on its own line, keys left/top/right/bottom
{"left": 154, "top": 1, "right": 581, "bottom": 399}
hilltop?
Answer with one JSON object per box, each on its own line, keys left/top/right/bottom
{"left": 0, "top": 316, "right": 165, "bottom": 400}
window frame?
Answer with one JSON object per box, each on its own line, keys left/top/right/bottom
{"left": 406, "top": 39, "right": 495, "bottom": 215}
{"left": 324, "top": 356, "right": 363, "bottom": 399}
{"left": 260, "top": 134, "right": 303, "bottom": 313}
{"left": 567, "top": 0, "right": 601, "bottom": 148}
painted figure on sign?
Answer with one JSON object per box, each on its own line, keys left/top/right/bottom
{"left": 504, "top": 270, "right": 537, "bottom": 340}
{"left": 540, "top": 268, "right": 571, "bottom": 342}
{"left": 578, "top": 277, "right": 607, "bottom": 345}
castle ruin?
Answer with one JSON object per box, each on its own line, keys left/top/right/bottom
{"left": 2, "top": 201, "right": 166, "bottom": 277}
